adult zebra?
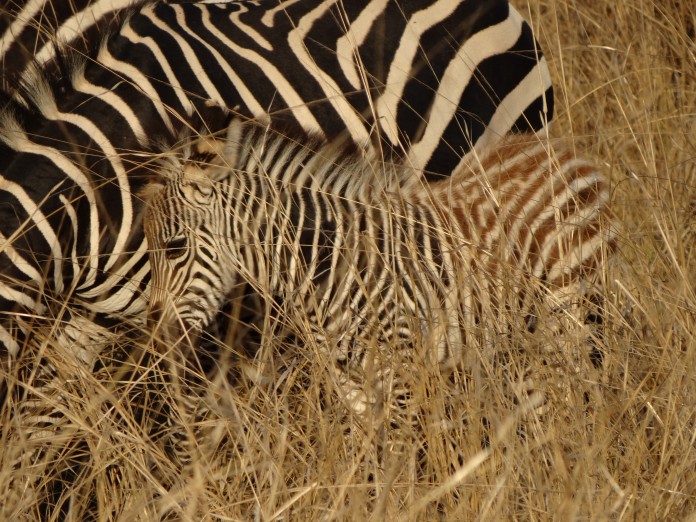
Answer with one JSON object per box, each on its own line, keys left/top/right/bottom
{"left": 143, "top": 118, "right": 615, "bottom": 425}
{"left": 0, "top": 0, "right": 554, "bottom": 356}
{"left": 0, "top": 1, "right": 553, "bottom": 515}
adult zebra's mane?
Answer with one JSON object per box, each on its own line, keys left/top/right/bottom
{"left": 0, "top": 1, "right": 149, "bottom": 131}
{"left": 0, "top": 0, "right": 151, "bottom": 97}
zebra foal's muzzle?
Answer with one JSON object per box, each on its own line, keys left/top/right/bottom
{"left": 148, "top": 302, "right": 201, "bottom": 352}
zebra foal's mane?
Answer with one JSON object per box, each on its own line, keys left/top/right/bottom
{"left": 142, "top": 117, "right": 413, "bottom": 208}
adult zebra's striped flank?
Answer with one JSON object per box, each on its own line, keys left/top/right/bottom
{"left": 0, "top": 0, "right": 553, "bottom": 356}
{"left": 0, "top": 0, "right": 142, "bottom": 94}
{"left": 143, "top": 119, "right": 616, "bottom": 418}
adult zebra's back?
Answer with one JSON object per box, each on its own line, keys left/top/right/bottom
{"left": 0, "top": 0, "right": 553, "bottom": 353}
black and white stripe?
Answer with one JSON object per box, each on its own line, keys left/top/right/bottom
{"left": 143, "top": 119, "right": 615, "bottom": 418}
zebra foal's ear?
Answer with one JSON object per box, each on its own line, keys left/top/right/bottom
{"left": 138, "top": 152, "right": 179, "bottom": 204}
{"left": 139, "top": 175, "right": 166, "bottom": 205}
{"left": 221, "top": 117, "right": 246, "bottom": 175}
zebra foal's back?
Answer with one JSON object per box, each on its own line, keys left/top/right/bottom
{"left": 143, "top": 120, "right": 616, "bottom": 418}
{"left": 419, "top": 135, "right": 614, "bottom": 292}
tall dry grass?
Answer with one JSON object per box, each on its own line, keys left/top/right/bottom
{"left": 1, "top": 0, "right": 694, "bottom": 520}
{"left": 518, "top": 0, "right": 696, "bottom": 519}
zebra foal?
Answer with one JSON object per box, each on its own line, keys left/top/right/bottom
{"left": 143, "top": 119, "right": 616, "bottom": 418}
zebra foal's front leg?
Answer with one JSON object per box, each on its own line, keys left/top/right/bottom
{"left": 144, "top": 294, "right": 264, "bottom": 519}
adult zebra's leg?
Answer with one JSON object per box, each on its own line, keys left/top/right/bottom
{"left": 0, "top": 310, "right": 134, "bottom": 519}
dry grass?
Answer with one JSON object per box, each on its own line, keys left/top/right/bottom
{"left": 1, "top": 0, "right": 695, "bottom": 519}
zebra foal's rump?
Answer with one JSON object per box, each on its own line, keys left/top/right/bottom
{"left": 143, "top": 119, "right": 616, "bottom": 417}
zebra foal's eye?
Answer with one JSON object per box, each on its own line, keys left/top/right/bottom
{"left": 192, "top": 151, "right": 217, "bottom": 165}
{"left": 165, "top": 236, "right": 188, "bottom": 259}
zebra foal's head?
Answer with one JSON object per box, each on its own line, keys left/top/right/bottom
{"left": 143, "top": 121, "right": 251, "bottom": 344}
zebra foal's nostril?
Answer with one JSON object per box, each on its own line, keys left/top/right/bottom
{"left": 148, "top": 304, "right": 163, "bottom": 329}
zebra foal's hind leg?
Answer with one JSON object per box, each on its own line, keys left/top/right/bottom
{"left": 503, "top": 274, "right": 614, "bottom": 452}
